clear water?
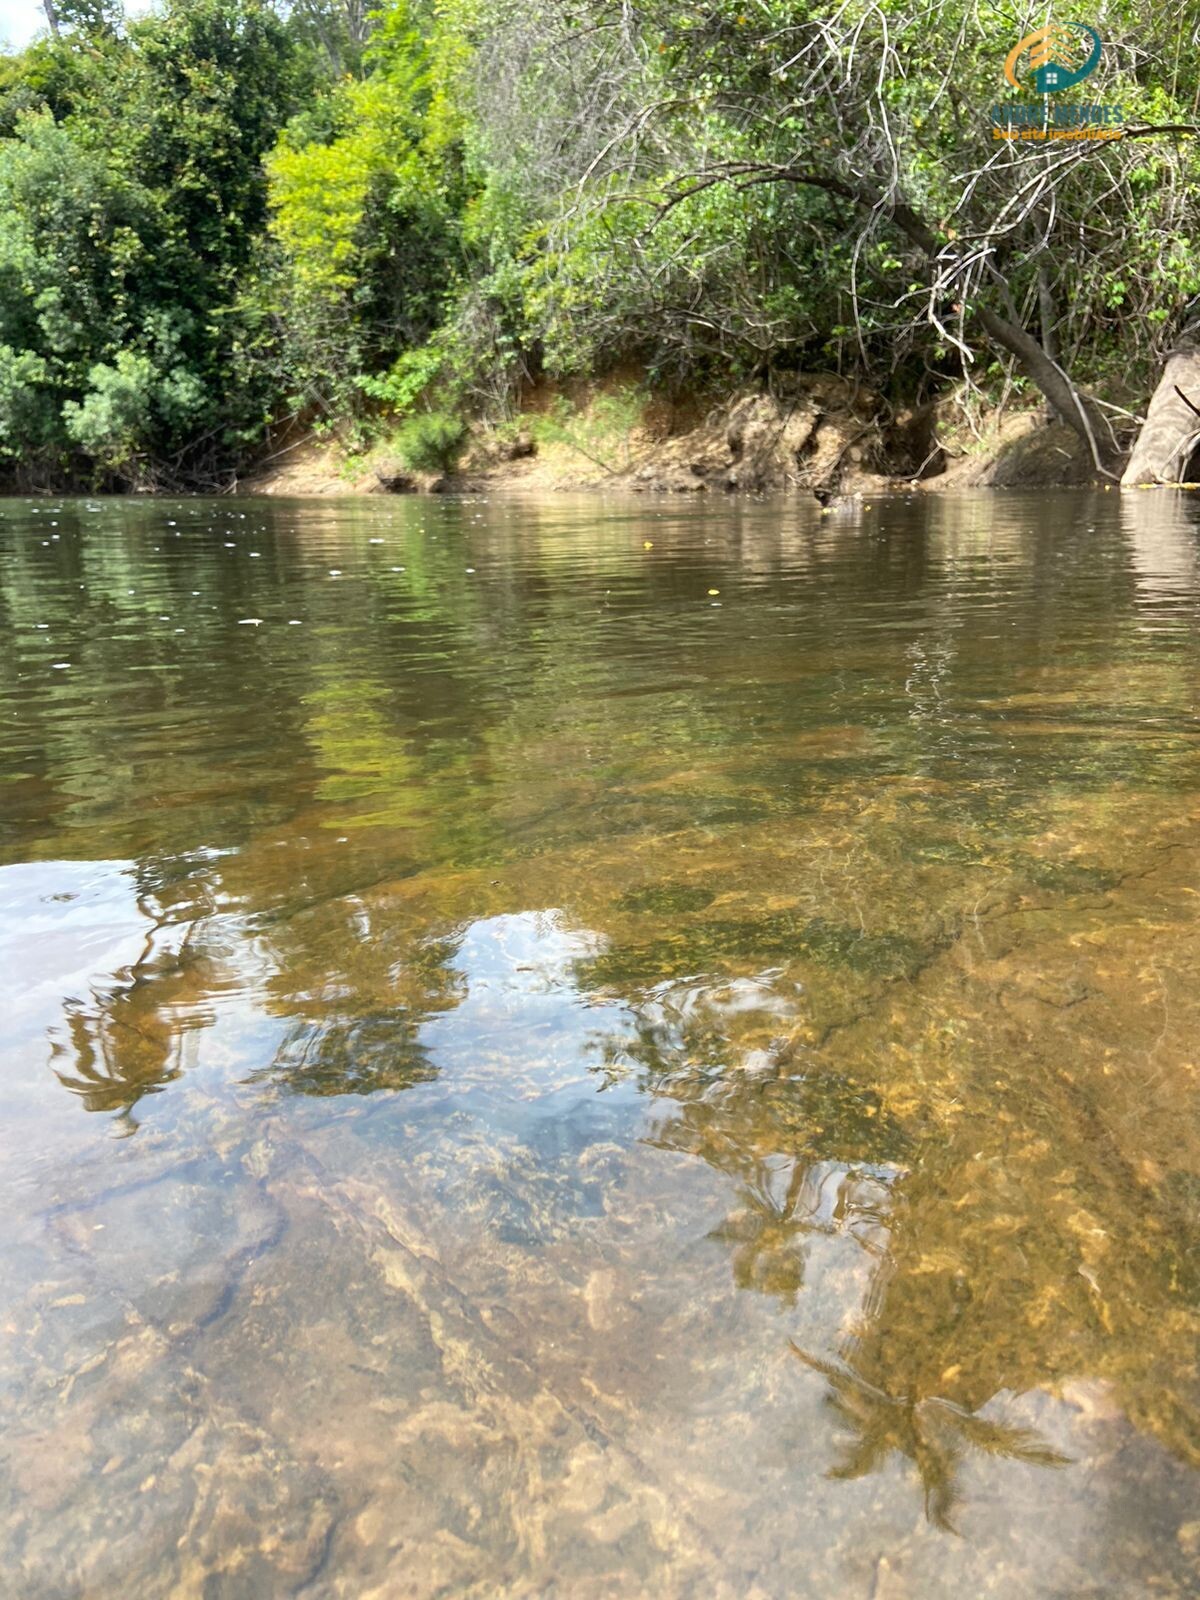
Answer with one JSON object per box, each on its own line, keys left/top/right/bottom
{"left": 1, "top": 490, "right": 1199, "bottom": 1597}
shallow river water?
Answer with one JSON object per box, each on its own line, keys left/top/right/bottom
{"left": 1, "top": 490, "right": 1199, "bottom": 1598}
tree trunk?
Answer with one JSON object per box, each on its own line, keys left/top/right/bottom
{"left": 1121, "top": 351, "right": 1200, "bottom": 486}
{"left": 866, "top": 184, "right": 1117, "bottom": 473}
{"left": 973, "top": 305, "right": 1114, "bottom": 473}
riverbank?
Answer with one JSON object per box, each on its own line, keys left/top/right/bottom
{"left": 236, "top": 381, "right": 1101, "bottom": 499}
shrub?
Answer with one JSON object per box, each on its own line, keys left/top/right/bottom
{"left": 62, "top": 352, "right": 157, "bottom": 471}
{"left": 392, "top": 410, "right": 466, "bottom": 473}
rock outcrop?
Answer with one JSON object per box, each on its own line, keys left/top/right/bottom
{"left": 622, "top": 379, "right": 889, "bottom": 496}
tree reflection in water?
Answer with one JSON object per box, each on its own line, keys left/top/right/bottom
{"left": 37, "top": 856, "right": 1200, "bottom": 1534}
{"left": 46, "top": 880, "right": 214, "bottom": 1132}
{"left": 593, "top": 967, "right": 1096, "bottom": 1525}
{"left": 791, "top": 1344, "right": 1070, "bottom": 1531}
{"left": 255, "top": 1011, "right": 439, "bottom": 1097}
{"left": 646, "top": 1053, "right": 1076, "bottom": 1524}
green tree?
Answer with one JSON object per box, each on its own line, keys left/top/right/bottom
{"left": 264, "top": 0, "right": 470, "bottom": 420}
{"left": 0, "top": 0, "right": 303, "bottom": 486}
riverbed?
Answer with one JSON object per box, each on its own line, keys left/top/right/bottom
{"left": 2, "top": 490, "right": 1198, "bottom": 1597}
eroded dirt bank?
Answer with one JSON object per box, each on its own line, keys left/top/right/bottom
{"left": 237, "top": 381, "right": 1101, "bottom": 500}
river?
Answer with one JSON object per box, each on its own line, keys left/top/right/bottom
{"left": 1, "top": 490, "right": 1198, "bottom": 1597}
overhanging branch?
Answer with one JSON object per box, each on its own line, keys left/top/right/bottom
{"left": 648, "top": 157, "right": 1118, "bottom": 471}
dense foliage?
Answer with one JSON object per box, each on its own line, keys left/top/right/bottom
{"left": 0, "top": 0, "right": 1198, "bottom": 485}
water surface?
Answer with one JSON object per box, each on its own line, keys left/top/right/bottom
{"left": 2, "top": 490, "right": 1199, "bottom": 1597}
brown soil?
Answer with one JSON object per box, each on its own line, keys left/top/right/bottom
{"left": 235, "top": 381, "right": 1104, "bottom": 499}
